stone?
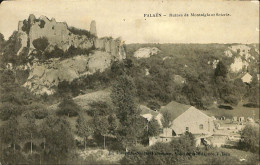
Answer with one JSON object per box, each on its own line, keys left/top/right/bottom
{"left": 90, "top": 20, "right": 97, "bottom": 36}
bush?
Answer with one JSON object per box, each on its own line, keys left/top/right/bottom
{"left": 44, "top": 45, "right": 64, "bottom": 59}
{"left": 68, "top": 26, "right": 96, "bottom": 39}
{"left": 32, "top": 37, "right": 49, "bottom": 51}
{"left": 147, "top": 100, "right": 161, "bottom": 110}
{"left": 39, "top": 20, "right": 45, "bottom": 28}
{"left": 218, "top": 104, "right": 233, "bottom": 110}
{"left": 64, "top": 45, "right": 93, "bottom": 58}
{"left": 21, "top": 19, "right": 30, "bottom": 34}
{"left": 243, "top": 103, "right": 258, "bottom": 108}
{"left": 33, "top": 108, "right": 48, "bottom": 119}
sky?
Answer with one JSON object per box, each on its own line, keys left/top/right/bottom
{"left": 0, "top": 0, "right": 259, "bottom": 44}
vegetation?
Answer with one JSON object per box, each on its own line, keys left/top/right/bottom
{"left": 40, "top": 116, "right": 76, "bottom": 163}
{"left": 0, "top": 37, "right": 259, "bottom": 164}
{"left": 238, "top": 125, "right": 259, "bottom": 153}
{"left": 1, "top": 31, "right": 22, "bottom": 64}
{"left": 56, "top": 97, "right": 80, "bottom": 117}
{"left": 68, "top": 26, "right": 96, "bottom": 39}
{"left": 32, "top": 37, "right": 49, "bottom": 52}
{"left": 147, "top": 117, "right": 160, "bottom": 137}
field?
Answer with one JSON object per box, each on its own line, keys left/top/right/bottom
{"left": 204, "top": 102, "right": 259, "bottom": 120}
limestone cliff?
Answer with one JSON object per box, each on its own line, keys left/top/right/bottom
{"left": 23, "top": 51, "right": 112, "bottom": 95}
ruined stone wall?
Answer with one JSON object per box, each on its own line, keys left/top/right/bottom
{"left": 18, "top": 14, "right": 94, "bottom": 52}
{"left": 17, "top": 14, "right": 126, "bottom": 61}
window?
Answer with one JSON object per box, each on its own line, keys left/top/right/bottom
{"left": 199, "top": 124, "right": 204, "bottom": 130}
{"left": 186, "top": 127, "right": 189, "bottom": 132}
{"left": 172, "top": 130, "right": 176, "bottom": 136}
{"left": 159, "top": 128, "right": 163, "bottom": 134}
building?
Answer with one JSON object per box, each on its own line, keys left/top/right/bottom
{"left": 145, "top": 101, "right": 215, "bottom": 146}
{"left": 160, "top": 101, "right": 214, "bottom": 136}
{"left": 241, "top": 73, "right": 252, "bottom": 84}
{"left": 140, "top": 105, "right": 162, "bottom": 127}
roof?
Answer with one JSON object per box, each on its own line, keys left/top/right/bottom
{"left": 160, "top": 101, "right": 191, "bottom": 120}
{"left": 140, "top": 105, "right": 159, "bottom": 116}
{"left": 241, "top": 73, "right": 252, "bottom": 83}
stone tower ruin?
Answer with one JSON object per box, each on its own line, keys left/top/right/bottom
{"left": 90, "top": 20, "right": 97, "bottom": 36}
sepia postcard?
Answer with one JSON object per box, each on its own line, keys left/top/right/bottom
{"left": 0, "top": 0, "right": 259, "bottom": 164}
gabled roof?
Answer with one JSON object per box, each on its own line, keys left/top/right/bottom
{"left": 160, "top": 101, "right": 191, "bottom": 120}
{"left": 140, "top": 105, "right": 159, "bottom": 116}
{"left": 241, "top": 73, "right": 252, "bottom": 83}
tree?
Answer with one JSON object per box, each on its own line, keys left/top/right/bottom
{"left": 40, "top": 116, "right": 75, "bottom": 164}
{"left": 89, "top": 101, "right": 119, "bottom": 149}
{"left": 111, "top": 74, "right": 142, "bottom": 148}
{"left": 19, "top": 112, "right": 38, "bottom": 154}
{"left": 56, "top": 97, "right": 80, "bottom": 117}
{"left": 0, "top": 117, "right": 22, "bottom": 151}
{"left": 214, "top": 61, "right": 228, "bottom": 78}
{"left": 238, "top": 124, "right": 259, "bottom": 153}
{"left": 93, "top": 116, "right": 110, "bottom": 149}
{"left": 1, "top": 31, "right": 21, "bottom": 63}
{"left": 0, "top": 32, "right": 5, "bottom": 50}
{"left": 147, "top": 117, "right": 160, "bottom": 137}
{"left": 76, "top": 115, "right": 93, "bottom": 150}
{"left": 161, "top": 111, "right": 173, "bottom": 128}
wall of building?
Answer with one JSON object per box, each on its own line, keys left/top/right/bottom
{"left": 171, "top": 107, "right": 214, "bottom": 135}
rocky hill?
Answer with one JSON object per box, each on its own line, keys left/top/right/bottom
{"left": 17, "top": 14, "right": 126, "bottom": 59}
{"left": 2, "top": 14, "right": 127, "bottom": 95}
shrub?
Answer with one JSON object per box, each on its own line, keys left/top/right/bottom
{"left": 33, "top": 108, "right": 48, "bottom": 119}
{"left": 243, "top": 103, "right": 258, "bottom": 108}
{"left": 39, "top": 20, "right": 45, "bottom": 28}
{"left": 147, "top": 100, "right": 161, "bottom": 110}
{"left": 21, "top": 19, "right": 30, "bottom": 34}
{"left": 64, "top": 45, "right": 93, "bottom": 58}
{"left": 32, "top": 37, "right": 49, "bottom": 51}
{"left": 68, "top": 26, "right": 96, "bottom": 39}
{"left": 44, "top": 45, "right": 64, "bottom": 58}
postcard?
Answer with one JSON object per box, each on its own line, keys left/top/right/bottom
{"left": 0, "top": 0, "right": 259, "bottom": 164}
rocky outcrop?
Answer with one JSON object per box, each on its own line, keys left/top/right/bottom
{"left": 133, "top": 47, "right": 160, "bottom": 59}
{"left": 13, "top": 14, "right": 128, "bottom": 95}
{"left": 23, "top": 50, "right": 112, "bottom": 95}
{"left": 95, "top": 37, "right": 126, "bottom": 60}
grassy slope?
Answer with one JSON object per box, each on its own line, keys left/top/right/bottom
{"left": 204, "top": 102, "right": 259, "bottom": 119}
